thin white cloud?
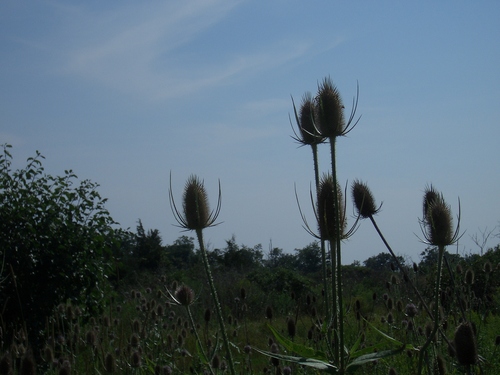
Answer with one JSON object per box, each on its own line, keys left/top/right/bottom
{"left": 49, "top": 1, "right": 329, "bottom": 101}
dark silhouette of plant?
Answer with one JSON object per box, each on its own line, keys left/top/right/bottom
{"left": 169, "top": 174, "right": 236, "bottom": 375}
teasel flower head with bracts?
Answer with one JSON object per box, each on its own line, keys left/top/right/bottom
{"left": 351, "top": 179, "right": 382, "bottom": 219}
{"left": 169, "top": 173, "right": 222, "bottom": 231}
{"left": 297, "top": 174, "right": 357, "bottom": 242}
{"left": 167, "top": 284, "right": 196, "bottom": 307}
{"left": 419, "top": 185, "right": 462, "bottom": 247}
{"left": 315, "top": 77, "right": 360, "bottom": 139}
{"left": 290, "top": 92, "right": 325, "bottom": 147}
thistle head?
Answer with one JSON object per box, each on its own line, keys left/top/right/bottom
{"left": 315, "top": 77, "right": 345, "bottom": 138}
{"left": 291, "top": 92, "right": 325, "bottom": 146}
{"left": 420, "top": 185, "right": 460, "bottom": 247}
{"left": 316, "top": 174, "right": 347, "bottom": 241}
{"left": 351, "top": 180, "right": 381, "bottom": 218}
{"left": 169, "top": 174, "right": 221, "bottom": 231}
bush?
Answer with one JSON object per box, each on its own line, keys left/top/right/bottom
{"left": 0, "top": 145, "right": 117, "bottom": 347}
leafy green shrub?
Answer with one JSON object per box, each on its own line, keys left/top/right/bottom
{"left": 0, "top": 144, "right": 117, "bottom": 348}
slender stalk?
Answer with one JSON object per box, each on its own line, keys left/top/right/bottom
{"left": 418, "top": 245, "right": 445, "bottom": 375}
{"left": 312, "top": 143, "right": 330, "bottom": 320}
{"left": 186, "top": 306, "right": 215, "bottom": 375}
{"left": 195, "top": 228, "right": 236, "bottom": 375}
{"left": 329, "top": 137, "right": 344, "bottom": 372}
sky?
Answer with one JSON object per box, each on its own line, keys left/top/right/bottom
{"left": 1, "top": 1, "right": 499, "bottom": 265}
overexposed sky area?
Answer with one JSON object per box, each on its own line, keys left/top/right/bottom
{"left": 1, "top": 0, "right": 499, "bottom": 264}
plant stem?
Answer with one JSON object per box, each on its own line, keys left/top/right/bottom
{"left": 417, "top": 245, "right": 445, "bottom": 375}
{"left": 196, "top": 228, "right": 236, "bottom": 375}
{"left": 329, "top": 137, "right": 344, "bottom": 372}
{"left": 311, "top": 143, "right": 331, "bottom": 321}
{"left": 186, "top": 306, "right": 215, "bottom": 375}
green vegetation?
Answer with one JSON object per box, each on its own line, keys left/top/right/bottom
{"left": 1, "top": 76, "right": 500, "bottom": 374}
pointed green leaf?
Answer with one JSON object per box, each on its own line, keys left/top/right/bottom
{"left": 268, "top": 324, "right": 328, "bottom": 360}
{"left": 346, "top": 346, "right": 406, "bottom": 372}
{"left": 253, "top": 347, "right": 337, "bottom": 373}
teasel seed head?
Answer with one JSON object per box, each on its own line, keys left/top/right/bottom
{"left": 20, "top": 350, "right": 36, "bottom": 375}
{"left": 352, "top": 180, "right": 381, "bottom": 218}
{"left": 169, "top": 174, "right": 221, "bottom": 231}
{"left": 483, "top": 261, "right": 492, "bottom": 274}
{"left": 174, "top": 285, "right": 195, "bottom": 306}
{"left": 420, "top": 185, "right": 460, "bottom": 247}
{"left": 131, "top": 351, "right": 142, "bottom": 368}
{"left": 434, "top": 355, "right": 447, "bottom": 375}
{"left": 316, "top": 77, "right": 345, "bottom": 138}
{"left": 291, "top": 92, "right": 325, "bottom": 146}
{"left": 316, "top": 175, "right": 347, "bottom": 241}
{"left": 465, "top": 268, "right": 475, "bottom": 285}
{"left": 265, "top": 306, "right": 273, "bottom": 320}
{"left": 105, "top": 352, "right": 116, "bottom": 373}
{"left": 454, "top": 322, "right": 477, "bottom": 366}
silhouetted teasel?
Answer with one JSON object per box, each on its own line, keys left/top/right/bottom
{"left": 290, "top": 92, "right": 325, "bottom": 147}
{"left": 454, "top": 322, "right": 477, "bottom": 366}
{"left": 420, "top": 185, "right": 461, "bottom": 248}
{"left": 351, "top": 180, "right": 381, "bottom": 219}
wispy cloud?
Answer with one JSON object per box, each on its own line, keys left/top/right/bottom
{"left": 46, "top": 1, "right": 323, "bottom": 101}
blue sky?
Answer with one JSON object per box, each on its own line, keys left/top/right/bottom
{"left": 2, "top": 1, "right": 499, "bottom": 264}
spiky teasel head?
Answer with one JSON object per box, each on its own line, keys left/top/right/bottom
{"left": 173, "top": 285, "right": 195, "bottom": 306}
{"left": 316, "top": 174, "right": 348, "bottom": 241}
{"left": 291, "top": 92, "right": 325, "bottom": 146}
{"left": 352, "top": 180, "right": 381, "bottom": 218}
{"left": 315, "top": 77, "right": 360, "bottom": 139}
{"left": 420, "top": 185, "right": 461, "bottom": 247}
{"left": 454, "top": 321, "right": 477, "bottom": 365}
{"left": 315, "top": 77, "right": 345, "bottom": 138}
{"left": 169, "top": 174, "right": 221, "bottom": 231}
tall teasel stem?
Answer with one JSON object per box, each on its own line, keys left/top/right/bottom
{"left": 315, "top": 77, "right": 359, "bottom": 373}
{"left": 291, "top": 93, "right": 330, "bottom": 319}
{"left": 416, "top": 186, "right": 461, "bottom": 375}
{"left": 169, "top": 174, "right": 236, "bottom": 375}
{"left": 196, "top": 228, "right": 236, "bottom": 375}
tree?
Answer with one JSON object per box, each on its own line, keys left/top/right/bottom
{"left": 133, "top": 219, "right": 164, "bottom": 271}
{"left": 0, "top": 145, "right": 117, "bottom": 347}
{"left": 295, "top": 242, "right": 322, "bottom": 274}
{"left": 363, "top": 252, "right": 405, "bottom": 272}
{"left": 163, "top": 235, "right": 196, "bottom": 269}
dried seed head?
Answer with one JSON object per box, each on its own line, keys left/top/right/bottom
{"left": 422, "top": 186, "right": 456, "bottom": 247}
{"left": 183, "top": 176, "right": 211, "bottom": 230}
{"left": 316, "top": 77, "right": 345, "bottom": 138}
{"left": 405, "top": 303, "right": 418, "bottom": 318}
{"left": 352, "top": 180, "right": 380, "bottom": 218}
{"left": 20, "top": 351, "right": 36, "bottom": 375}
{"left": 483, "top": 261, "right": 492, "bottom": 274}
{"left": 131, "top": 351, "right": 142, "bottom": 368}
{"left": 212, "top": 354, "right": 220, "bottom": 370}
{"left": 434, "top": 355, "right": 447, "bottom": 375}
{"left": 265, "top": 306, "right": 273, "bottom": 320}
{"left": 105, "top": 352, "right": 116, "bottom": 373}
{"left": 317, "top": 175, "right": 346, "bottom": 241}
{"left": 465, "top": 268, "right": 475, "bottom": 285}
{"left": 174, "top": 285, "right": 195, "bottom": 306}
{"left": 170, "top": 174, "right": 221, "bottom": 231}
{"left": 291, "top": 92, "right": 325, "bottom": 146}
{"left": 454, "top": 322, "right": 477, "bottom": 366}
